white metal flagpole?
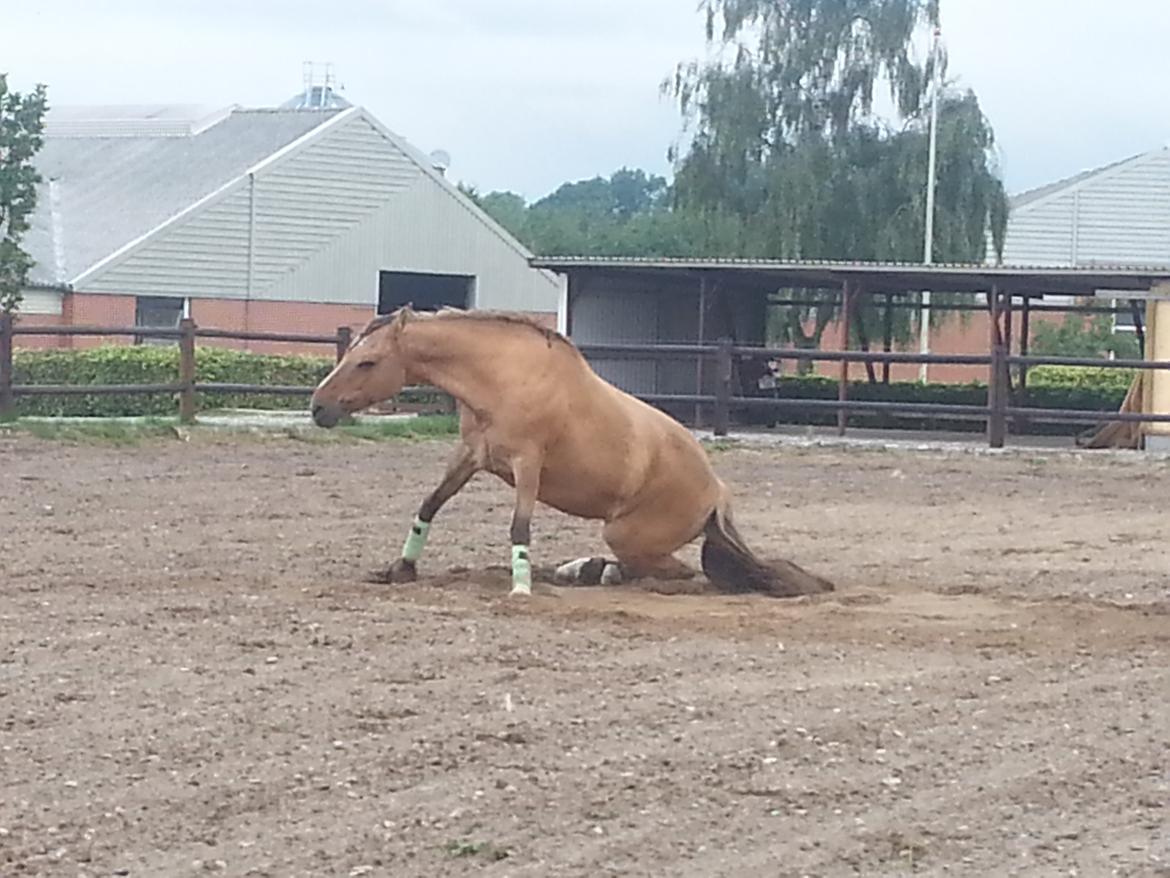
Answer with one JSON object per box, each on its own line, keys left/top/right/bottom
{"left": 919, "top": 24, "right": 942, "bottom": 384}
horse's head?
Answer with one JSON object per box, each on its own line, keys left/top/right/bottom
{"left": 311, "top": 307, "right": 412, "bottom": 428}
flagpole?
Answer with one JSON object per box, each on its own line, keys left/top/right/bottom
{"left": 919, "top": 24, "right": 942, "bottom": 384}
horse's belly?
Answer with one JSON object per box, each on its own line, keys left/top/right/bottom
{"left": 537, "top": 466, "right": 623, "bottom": 520}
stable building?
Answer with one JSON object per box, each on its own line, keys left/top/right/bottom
{"left": 19, "top": 97, "right": 559, "bottom": 351}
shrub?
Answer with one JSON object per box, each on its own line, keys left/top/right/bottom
{"left": 12, "top": 345, "right": 334, "bottom": 417}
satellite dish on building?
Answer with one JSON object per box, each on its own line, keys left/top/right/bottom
{"left": 429, "top": 149, "right": 451, "bottom": 176}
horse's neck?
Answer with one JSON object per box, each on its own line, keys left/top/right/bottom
{"left": 398, "top": 319, "right": 502, "bottom": 409}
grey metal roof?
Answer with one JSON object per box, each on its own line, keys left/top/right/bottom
{"left": 1011, "top": 150, "right": 1156, "bottom": 209}
{"left": 530, "top": 256, "right": 1170, "bottom": 296}
{"left": 26, "top": 107, "right": 343, "bottom": 286}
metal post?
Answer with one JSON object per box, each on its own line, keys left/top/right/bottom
{"left": 178, "top": 318, "right": 197, "bottom": 425}
{"left": 0, "top": 312, "right": 14, "bottom": 419}
{"left": 336, "top": 325, "right": 353, "bottom": 363}
{"left": 714, "top": 337, "right": 732, "bottom": 438}
{"left": 918, "top": 24, "right": 942, "bottom": 384}
{"left": 838, "top": 282, "right": 852, "bottom": 436}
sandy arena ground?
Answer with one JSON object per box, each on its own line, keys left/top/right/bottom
{"left": 1, "top": 434, "right": 1168, "bottom": 877}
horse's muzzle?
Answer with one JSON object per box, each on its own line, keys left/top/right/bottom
{"left": 311, "top": 401, "right": 342, "bottom": 429}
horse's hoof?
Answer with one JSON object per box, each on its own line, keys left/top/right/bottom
{"left": 367, "top": 559, "right": 417, "bottom": 584}
{"left": 555, "top": 557, "right": 620, "bottom": 586}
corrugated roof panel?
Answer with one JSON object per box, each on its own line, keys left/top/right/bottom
{"left": 27, "top": 108, "right": 342, "bottom": 286}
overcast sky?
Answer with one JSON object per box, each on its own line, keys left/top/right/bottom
{"left": 5, "top": 0, "right": 1170, "bottom": 201}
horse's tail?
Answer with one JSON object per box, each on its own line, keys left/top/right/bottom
{"left": 700, "top": 490, "right": 835, "bottom": 598}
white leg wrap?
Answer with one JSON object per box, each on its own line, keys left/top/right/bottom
{"left": 555, "top": 558, "right": 590, "bottom": 584}
{"left": 511, "top": 545, "right": 532, "bottom": 596}
{"left": 600, "top": 562, "right": 624, "bottom": 585}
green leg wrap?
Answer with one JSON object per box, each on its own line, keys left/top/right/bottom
{"left": 402, "top": 517, "right": 431, "bottom": 563}
{"left": 511, "top": 544, "right": 532, "bottom": 596}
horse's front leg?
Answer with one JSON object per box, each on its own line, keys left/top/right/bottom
{"left": 369, "top": 445, "right": 479, "bottom": 584}
{"left": 508, "top": 456, "right": 542, "bottom": 596}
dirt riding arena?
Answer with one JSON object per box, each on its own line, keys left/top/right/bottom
{"left": 2, "top": 433, "right": 1168, "bottom": 877}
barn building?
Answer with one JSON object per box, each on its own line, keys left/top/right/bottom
{"left": 533, "top": 147, "right": 1170, "bottom": 395}
{"left": 18, "top": 97, "right": 560, "bottom": 350}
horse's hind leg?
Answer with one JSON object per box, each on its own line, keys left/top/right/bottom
{"left": 369, "top": 445, "right": 478, "bottom": 584}
{"left": 603, "top": 509, "right": 703, "bottom": 582}
{"left": 551, "top": 513, "right": 699, "bottom": 586}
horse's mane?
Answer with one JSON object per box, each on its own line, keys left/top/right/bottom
{"left": 357, "top": 306, "right": 579, "bottom": 355}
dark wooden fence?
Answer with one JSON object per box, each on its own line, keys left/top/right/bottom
{"left": 576, "top": 339, "right": 1170, "bottom": 448}
{"left": 4, "top": 315, "right": 1170, "bottom": 448}
{"left": 0, "top": 317, "right": 447, "bottom": 423}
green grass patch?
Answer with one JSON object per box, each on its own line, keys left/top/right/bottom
{"left": 333, "top": 415, "right": 458, "bottom": 441}
{"left": 0, "top": 413, "right": 459, "bottom": 446}
{"left": 2, "top": 417, "right": 180, "bottom": 445}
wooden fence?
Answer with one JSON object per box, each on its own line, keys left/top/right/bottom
{"left": 4, "top": 315, "right": 1170, "bottom": 448}
{"left": 0, "top": 317, "right": 449, "bottom": 423}
{"left": 575, "top": 339, "right": 1170, "bottom": 448}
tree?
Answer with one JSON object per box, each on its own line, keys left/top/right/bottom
{"left": 1032, "top": 312, "right": 1141, "bottom": 360}
{"left": 470, "top": 168, "right": 705, "bottom": 258}
{"left": 666, "top": 1, "right": 1008, "bottom": 356}
{"left": 478, "top": 191, "right": 528, "bottom": 239}
{"left": 0, "top": 75, "right": 49, "bottom": 314}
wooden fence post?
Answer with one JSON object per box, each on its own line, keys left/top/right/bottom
{"left": 336, "top": 326, "right": 352, "bottom": 363}
{"left": 837, "top": 282, "right": 853, "bottom": 437}
{"left": 714, "top": 337, "right": 732, "bottom": 438}
{"left": 987, "top": 341, "right": 1008, "bottom": 448}
{"left": 0, "top": 312, "right": 14, "bottom": 419}
{"left": 178, "top": 318, "right": 196, "bottom": 425}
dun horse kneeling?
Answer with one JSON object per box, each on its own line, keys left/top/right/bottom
{"left": 310, "top": 307, "right": 834, "bottom": 598}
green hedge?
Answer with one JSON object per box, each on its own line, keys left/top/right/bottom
{"left": 742, "top": 369, "right": 1132, "bottom": 435}
{"left": 12, "top": 345, "right": 333, "bottom": 417}
{"left": 1026, "top": 365, "right": 1136, "bottom": 394}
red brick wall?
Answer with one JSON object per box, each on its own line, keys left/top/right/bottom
{"left": 19, "top": 292, "right": 558, "bottom": 358}
{"left": 11, "top": 312, "right": 68, "bottom": 350}
{"left": 64, "top": 294, "right": 138, "bottom": 349}
{"left": 237, "top": 300, "right": 376, "bottom": 356}
{"left": 813, "top": 308, "right": 1071, "bottom": 384}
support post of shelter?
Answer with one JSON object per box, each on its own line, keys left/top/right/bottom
{"left": 0, "top": 312, "right": 14, "bottom": 419}
{"left": 1019, "top": 295, "right": 1031, "bottom": 391}
{"left": 714, "top": 337, "right": 732, "bottom": 438}
{"left": 336, "top": 326, "right": 353, "bottom": 363}
{"left": 1145, "top": 288, "right": 1170, "bottom": 452}
{"left": 178, "top": 318, "right": 197, "bottom": 425}
{"left": 1003, "top": 290, "right": 1015, "bottom": 433}
{"left": 838, "top": 282, "right": 853, "bottom": 437}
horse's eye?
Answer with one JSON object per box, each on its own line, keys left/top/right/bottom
{"left": 357, "top": 360, "right": 376, "bottom": 370}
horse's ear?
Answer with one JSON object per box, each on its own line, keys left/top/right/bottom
{"left": 394, "top": 305, "right": 412, "bottom": 330}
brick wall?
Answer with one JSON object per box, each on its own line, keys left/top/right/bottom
{"left": 14, "top": 292, "right": 558, "bottom": 358}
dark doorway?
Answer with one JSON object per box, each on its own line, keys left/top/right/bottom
{"left": 378, "top": 270, "right": 474, "bottom": 314}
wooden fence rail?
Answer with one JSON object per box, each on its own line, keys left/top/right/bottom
{"left": 4, "top": 319, "right": 1170, "bottom": 447}
{"left": 0, "top": 319, "right": 444, "bottom": 424}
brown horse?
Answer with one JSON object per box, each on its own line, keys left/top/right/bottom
{"left": 310, "top": 307, "right": 833, "bottom": 598}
